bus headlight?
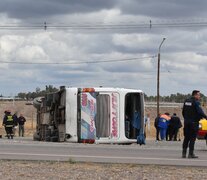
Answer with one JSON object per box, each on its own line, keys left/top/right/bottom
{"left": 199, "top": 123, "right": 202, "bottom": 129}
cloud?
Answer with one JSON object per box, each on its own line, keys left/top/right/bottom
{"left": 0, "top": 0, "right": 116, "bottom": 21}
{"left": 1, "top": 0, "right": 207, "bottom": 21}
{"left": 117, "top": 0, "right": 207, "bottom": 18}
{"left": 1, "top": 1, "right": 207, "bottom": 96}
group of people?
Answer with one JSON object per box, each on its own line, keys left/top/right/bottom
{"left": 153, "top": 90, "right": 207, "bottom": 159}
{"left": 154, "top": 112, "right": 182, "bottom": 141}
{"left": 2, "top": 110, "right": 26, "bottom": 139}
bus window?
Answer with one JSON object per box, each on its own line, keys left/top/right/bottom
{"left": 96, "top": 94, "right": 110, "bottom": 138}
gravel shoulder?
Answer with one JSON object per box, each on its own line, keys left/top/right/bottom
{"left": 0, "top": 160, "right": 207, "bottom": 180}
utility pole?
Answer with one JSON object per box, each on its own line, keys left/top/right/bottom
{"left": 157, "top": 38, "right": 166, "bottom": 117}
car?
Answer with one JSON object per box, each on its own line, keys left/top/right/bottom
{"left": 197, "top": 119, "right": 207, "bottom": 144}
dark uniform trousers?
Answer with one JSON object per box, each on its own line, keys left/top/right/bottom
{"left": 5, "top": 127, "right": 13, "bottom": 136}
{"left": 183, "top": 121, "right": 199, "bottom": 153}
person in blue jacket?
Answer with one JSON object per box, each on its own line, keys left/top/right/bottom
{"left": 158, "top": 113, "right": 171, "bottom": 140}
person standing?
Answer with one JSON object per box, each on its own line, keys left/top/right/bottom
{"left": 3, "top": 110, "right": 8, "bottom": 137}
{"left": 169, "top": 113, "right": 182, "bottom": 141}
{"left": 158, "top": 113, "right": 171, "bottom": 141}
{"left": 18, "top": 114, "right": 26, "bottom": 137}
{"left": 154, "top": 114, "right": 160, "bottom": 141}
{"left": 2, "top": 110, "right": 14, "bottom": 139}
{"left": 145, "top": 113, "right": 151, "bottom": 136}
{"left": 182, "top": 90, "right": 207, "bottom": 158}
{"left": 165, "top": 115, "right": 171, "bottom": 141}
{"left": 144, "top": 114, "right": 150, "bottom": 138}
{"left": 12, "top": 112, "right": 18, "bottom": 136}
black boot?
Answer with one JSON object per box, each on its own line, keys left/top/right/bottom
{"left": 188, "top": 150, "right": 198, "bottom": 158}
{"left": 182, "top": 149, "right": 187, "bottom": 158}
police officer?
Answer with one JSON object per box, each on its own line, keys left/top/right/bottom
{"left": 182, "top": 90, "right": 207, "bottom": 158}
{"left": 2, "top": 110, "right": 14, "bottom": 139}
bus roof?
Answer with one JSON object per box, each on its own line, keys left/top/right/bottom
{"left": 65, "top": 87, "right": 143, "bottom": 93}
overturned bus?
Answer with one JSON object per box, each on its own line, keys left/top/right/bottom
{"left": 33, "top": 87, "right": 145, "bottom": 144}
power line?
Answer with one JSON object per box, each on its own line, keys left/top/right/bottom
{"left": 1, "top": 20, "right": 207, "bottom": 30}
{"left": 0, "top": 55, "right": 156, "bottom": 65}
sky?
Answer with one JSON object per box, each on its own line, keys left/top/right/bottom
{"left": 0, "top": 0, "right": 207, "bottom": 96}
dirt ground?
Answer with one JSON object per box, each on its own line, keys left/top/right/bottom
{"left": 0, "top": 160, "right": 206, "bottom": 180}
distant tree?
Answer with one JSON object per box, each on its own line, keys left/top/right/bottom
{"left": 18, "top": 92, "right": 27, "bottom": 99}
{"left": 45, "top": 85, "right": 58, "bottom": 93}
{"left": 145, "top": 92, "right": 206, "bottom": 103}
{"left": 26, "top": 92, "right": 32, "bottom": 100}
{"left": 17, "top": 85, "right": 59, "bottom": 100}
{"left": 36, "top": 87, "right": 41, "bottom": 94}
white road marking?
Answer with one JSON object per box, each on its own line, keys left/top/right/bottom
{"left": 0, "top": 152, "right": 207, "bottom": 163}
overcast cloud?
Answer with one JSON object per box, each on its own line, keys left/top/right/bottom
{"left": 0, "top": 0, "right": 207, "bottom": 96}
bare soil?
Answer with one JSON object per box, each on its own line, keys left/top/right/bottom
{"left": 0, "top": 160, "right": 206, "bottom": 180}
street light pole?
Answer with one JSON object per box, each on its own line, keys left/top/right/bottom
{"left": 157, "top": 38, "right": 166, "bottom": 117}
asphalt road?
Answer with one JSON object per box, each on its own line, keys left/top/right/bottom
{"left": 0, "top": 137, "right": 207, "bottom": 166}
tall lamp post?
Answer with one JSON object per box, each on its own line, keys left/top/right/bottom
{"left": 157, "top": 38, "right": 166, "bottom": 117}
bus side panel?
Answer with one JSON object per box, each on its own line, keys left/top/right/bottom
{"left": 65, "top": 88, "right": 78, "bottom": 142}
{"left": 110, "top": 92, "right": 120, "bottom": 139}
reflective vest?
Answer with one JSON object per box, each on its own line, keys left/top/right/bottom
{"left": 5, "top": 115, "right": 14, "bottom": 127}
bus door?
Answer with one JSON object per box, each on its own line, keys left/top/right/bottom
{"left": 125, "top": 92, "right": 144, "bottom": 139}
